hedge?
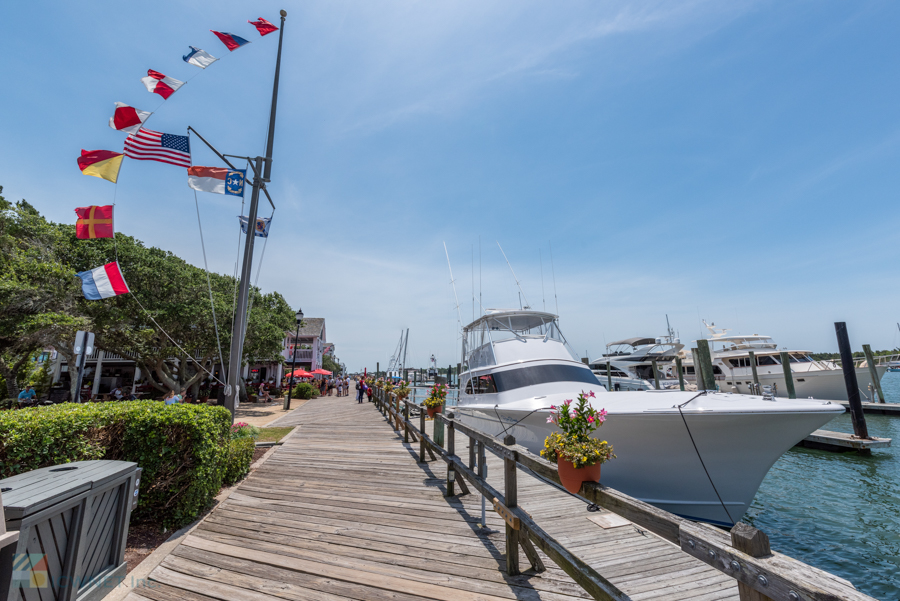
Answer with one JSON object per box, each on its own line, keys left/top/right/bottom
{"left": 290, "top": 382, "right": 318, "bottom": 400}
{"left": 0, "top": 401, "right": 252, "bottom": 528}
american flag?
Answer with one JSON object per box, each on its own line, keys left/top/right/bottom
{"left": 124, "top": 129, "right": 191, "bottom": 168}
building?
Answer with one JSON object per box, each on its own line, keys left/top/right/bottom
{"left": 277, "top": 318, "right": 329, "bottom": 375}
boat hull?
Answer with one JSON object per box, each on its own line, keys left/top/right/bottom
{"left": 453, "top": 399, "right": 840, "bottom": 525}
{"left": 720, "top": 365, "right": 887, "bottom": 401}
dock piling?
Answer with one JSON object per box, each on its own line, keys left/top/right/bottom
{"left": 748, "top": 350, "right": 760, "bottom": 394}
{"left": 779, "top": 351, "right": 797, "bottom": 399}
{"left": 606, "top": 361, "right": 613, "bottom": 392}
{"left": 651, "top": 360, "right": 661, "bottom": 390}
{"left": 835, "top": 322, "right": 870, "bottom": 442}
{"left": 675, "top": 356, "right": 685, "bottom": 391}
{"left": 862, "top": 344, "right": 886, "bottom": 403}
{"left": 696, "top": 340, "right": 716, "bottom": 391}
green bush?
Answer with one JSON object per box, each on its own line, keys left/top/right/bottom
{"left": 223, "top": 437, "right": 255, "bottom": 485}
{"left": 0, "top": 401, "right": 253, "bottom": 528}
{"left": 291, "top": 382, "right": 318, "bottom": 400}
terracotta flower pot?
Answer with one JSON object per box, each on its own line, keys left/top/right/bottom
{"left": 557, "top": 460, "right": 602, "bottom": 494}
{"left": 426, "top": 405, "right": 443, "bottom": 418}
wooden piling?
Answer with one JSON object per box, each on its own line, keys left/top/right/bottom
{"left": 730, "top": 522, "right": 774, "bottom": 601}
{"left": 862, "top": 344, "right": 886, "bottom": 403}
{"left": 779, "top": 351, "right": 797, "bottom": 399}
{"left": 446, "top": 418, "right": 456, "bottom": 496}
{"left": 748, "top": 350, "right": 760, "bottom": 393}
{"left": 651, "top": 360, "right": 661, "bottom": 390}
{"left": 696, "top": 340, "right": 716, "bottom": 391}
{"left": 675, "top": 356, "right": 685, "bottom": 391}
{"left": 419, "top": 405, "right": 426, "bottom": 462}
{"left": 606, "top": 361, "right": 613, "bottom": 392}
{"left": 504, "top": 454, "right": 520, "bottom": 576}
{"left": 835, "top": 322, "right": 870, "bottom": 441}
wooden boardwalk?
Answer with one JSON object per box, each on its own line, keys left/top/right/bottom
{"left": 125, "top": 394, "right": 738, "bottom": 601}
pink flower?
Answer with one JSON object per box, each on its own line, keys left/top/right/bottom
{"left": 588, "top": 391, "right": 596, "bottom": 398}
{"left": 587, "top": 415, "right": 595, "bottom": 424}
{"left": 599, "top": 409, "right": 608, "bottom": 417}
{"left": 546, "top": 416, "right": 554, "bottom": 423}
{"left": 550, "top": 405, "right": 556, "bottom": 410}
{"left": 563, "top": 399, "right": 572, "bottom": 406}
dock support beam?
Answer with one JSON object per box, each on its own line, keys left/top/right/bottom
{"left": 862, "top": 344, "right": 886, "bottom": 403}
{"left": 606, "top": 361, "right": 613, "bottom": 392}
{"left": 835, "top": 322, "right": 870, "bottom": 443}
{"left": 779, "top": 351, "right": 796, "bottom": 399}
{"left": 651, "top": 360, "right": 661, "bottom": 390}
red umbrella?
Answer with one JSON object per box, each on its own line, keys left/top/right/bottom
{"left": 311, "top": 368, "right": 332, "bottom": 375}
{"left": 286, "top": 369, "right": 313, "bottom": 379}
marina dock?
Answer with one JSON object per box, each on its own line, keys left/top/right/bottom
{"left": 798, "top": 429, "right": 892, "bottom": 453}
{"left": 837, "top": 400, "right": 900, "bottom": 416}
{"left": 123, "top": 390, "right": 878, "bottom": 601}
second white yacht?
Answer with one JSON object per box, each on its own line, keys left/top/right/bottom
{"left": 454, "top": 310, "right": 843, "bottom": 526}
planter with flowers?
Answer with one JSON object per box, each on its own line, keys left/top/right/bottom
{"left": 396, "top": 380, "right": 410, "bottom": 400}
{"left": 423, "top": 383, "right": 447, "bottom": 418}
{"left": 541, "top": 391, "right": 615, "bottom": 494}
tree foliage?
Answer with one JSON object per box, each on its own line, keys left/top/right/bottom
{"left": 0, "top": 186, "right": 293, "bottom": 397}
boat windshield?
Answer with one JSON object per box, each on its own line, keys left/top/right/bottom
{"left": 484, "top": 364, "right": 601, "bottom": 392}
{"left": 463, "top": 311, "right": 567, "bottom": 369}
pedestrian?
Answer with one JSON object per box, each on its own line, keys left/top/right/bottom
{"left": 365, "top": 385, "right": 373, "bottom": 403}
{"left": 17, "top": 385, "right": 36, "bottom": 405}
{"left": 356, "top": 379, "right": 364, "bottom": 403}
{"left": 163, "top": 390, "right": 179, "bottom": 405}
{"left": 259, "top": 381, "right": 273, "bottom": 402}
{"left": 328, "top": 377, "right": 335, "bottom": 396}
{"left": 337, "top": 378, "right": 343, "bottom": 397}
{"left": 345, "top": 377, "right": 350, "bottom": 397}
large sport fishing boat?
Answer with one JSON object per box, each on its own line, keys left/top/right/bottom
{"left": 453, "top": 309, "right": 843, "bottom": 525}
{"left": 679, "top": 322, "right": 887, "bottom": 401}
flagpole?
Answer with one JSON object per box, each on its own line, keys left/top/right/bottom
{"left": 225, "top": 10, "right": 287, "bottom": 420}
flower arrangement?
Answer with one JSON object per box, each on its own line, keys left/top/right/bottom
{"left": 383, "top": 380, "right": 395, "bottom": 395}
{"left": 423, "top": 383, "right": 447, "bottom": 409}
{"left": 541, "top": 391, "right": 614, "bottom": 469}
{"left": 374, "top": 378, "right": 384, "bottom": 389}
{"left": 231, "top": 421, "right": 261, "bottom": 440}
{"left": 396, "top": 380, "right": 410, "bottom": 399}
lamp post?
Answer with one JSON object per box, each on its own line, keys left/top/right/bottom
{"left": 284, "top": 308, "right": 304, "bottom": 410}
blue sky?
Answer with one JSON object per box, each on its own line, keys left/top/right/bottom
{"left": 2, "top": 0, "right": 899, "bottom": 371}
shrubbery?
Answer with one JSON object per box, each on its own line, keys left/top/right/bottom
{"left": 291, "top": 382, "right": 318, "bottom": 400}
{"left": 0, "top": 401, "right": 254, "bottom": 528}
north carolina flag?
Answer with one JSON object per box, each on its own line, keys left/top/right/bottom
{"left": 75, "top": 205, "right": 114, "bottom": 239}
{"left": 183, "top": 46, "right": 218, "bottom": 68}
{"left": 239, "top": 215, "right": 271, "bottom": 238}
{"left": 141, "top": 70, "right": 184, "bottom": 99}
{"left": 76, "top": 262, "right": 130, "bottom": 300}
{"left": 77, "top": 150, "right": 123, "bottom": 183}
{"left": 248, "top": 18, "right": 278, "bottom": 36}
{"left": 188, "top": 166, "right": 246, "bottom": 196}
{"left": 109, "top": 102, "right": 152, "bottom": 135}
{"left": 210, "top": 30, "right": 250, "bottom": 51}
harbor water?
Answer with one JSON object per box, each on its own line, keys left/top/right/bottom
{"left": 413, "top": 377, "right": 900, "bottom": 599}
{"left": 747, "top": 372, "right": 900, "bottom": 600}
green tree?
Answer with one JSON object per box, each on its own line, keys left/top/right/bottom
{"left": 322, "top": 354, "right": 341, "bottom": 375}
{"left": 0, "top": 190, "right": 88, "bottom": 398}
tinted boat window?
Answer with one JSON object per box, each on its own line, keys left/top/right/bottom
{"left": 491, "top": 364, "right": 601, "bottom": 392}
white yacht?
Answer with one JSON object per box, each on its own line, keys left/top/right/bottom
{"left": 589, "top": 336, "right": 684, "bottom": 391}
{"left": 453, "top": 309, "right": 843, "bottom": 525}
{"left": 680, "top": 322, "right": 887, "bottom": 401}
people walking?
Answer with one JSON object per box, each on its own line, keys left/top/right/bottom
{"left": 356, "top": 379, "right": 364, "bottom": 403}
{"left": 336, "top": 378, "right": 343, "bottom": 397}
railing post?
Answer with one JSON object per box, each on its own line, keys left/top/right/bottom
{"left": 696, "top": 339, "right": 716, "bottom": 391}
{"left": 446, "top": 418, "right": 456, "bottom": 496}
{"left": 403, "top": 400, "right": 410, "bottom": 443}
{"left": 419, "top": 404, "right": 427, "bottom": 462}
{"left": 730, "top": 522, "right": 774, "bottom": 601}
{"left": 504, "top": 452, "right": 520, "bottom": 576}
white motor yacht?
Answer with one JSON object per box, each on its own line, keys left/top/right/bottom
{"left": 679, "top": 322, "right": 887, "bottom": 401}
{"left": 454, "top": 309, "right": 844, "bottom": 525}
{"left": 589, "top": 336, "right": 684, "bottom": 391}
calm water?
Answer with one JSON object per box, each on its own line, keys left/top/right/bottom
{"left": 746, "top": 373, "right": 900, "bottom": 600}
{"left": 413, "top": 378, "right": 900, "bottom": 598}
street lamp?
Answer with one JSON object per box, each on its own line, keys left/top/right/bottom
{"left": 284, "top": 308, "right": 304, "bottom": 410}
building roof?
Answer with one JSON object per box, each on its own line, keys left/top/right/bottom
{"left": 294, "top": 318, "right": 325, "bottom": 338}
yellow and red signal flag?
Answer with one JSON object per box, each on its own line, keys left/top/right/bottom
{"left": 77, "top": 149, "right": 123, "bottom": 183}
{"left": 74, "top": 206, "right": 114, "bottom": 239}
{"left": 109, "top": 102, "right": 152, "bottom": 135}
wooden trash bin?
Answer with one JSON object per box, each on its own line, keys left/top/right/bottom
{"left": 0, "top": 461, "right": 141, "bottom": 601}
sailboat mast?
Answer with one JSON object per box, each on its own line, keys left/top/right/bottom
{"left": 226, "top": 10, "right": 287, "bottom": 420}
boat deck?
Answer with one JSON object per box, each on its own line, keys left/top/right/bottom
{"left": 124, "top": 394, "right": 739, "bottom": 601}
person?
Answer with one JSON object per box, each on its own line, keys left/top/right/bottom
{"left": 258, "top": 381, "right": 273, "bottom": 402}
{"left": 356, "top": 379, "right": 364, "bottom": 403}
{"left": 328, "top": 377, "right": 334, "bottom": 396}
{"left": 336, "top": 378, "right": 343, "bottom": 397}
{"left": 365, "top": 384, "right": 373, "bottom": 403}
{"left": 127, "top": 385, "right": 138, "bottom": 400}
{"left": 18, "top": 385, "right": 36, "bottom": 404}
{"left": 111, "top": 386, "right": 124, "bottom": 400}
{"left": 163, "top": 390, "right": 179, "bottom": 405}
{"left": 358, "top": 381, "right": 367, "bottom": 404}
{"left": 344, "top": 377, "right": 350, "bottom": 397}
{"left": 320, "top": 378, "right": 327, "bottom": 396}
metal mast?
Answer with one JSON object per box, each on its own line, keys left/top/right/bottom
{"left": 226, "top": 10, "right": 287, "bottom": 419}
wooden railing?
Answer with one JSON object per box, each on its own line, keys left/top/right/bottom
{"left": 373, "top": 388, "right": 874, "bottom": 601}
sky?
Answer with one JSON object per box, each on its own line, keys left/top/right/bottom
{"left": 2, "top": 0, "right": 899, "bottom": 371}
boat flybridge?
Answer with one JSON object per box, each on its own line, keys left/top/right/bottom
{"left": 679, "top": 322, "right": 887, "bottom": 401}
{"left": 454, "top": 309, "right": 843, "bottom": 526}
{"left": 589, "top": 336, "right": 684, "bottom": 391}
